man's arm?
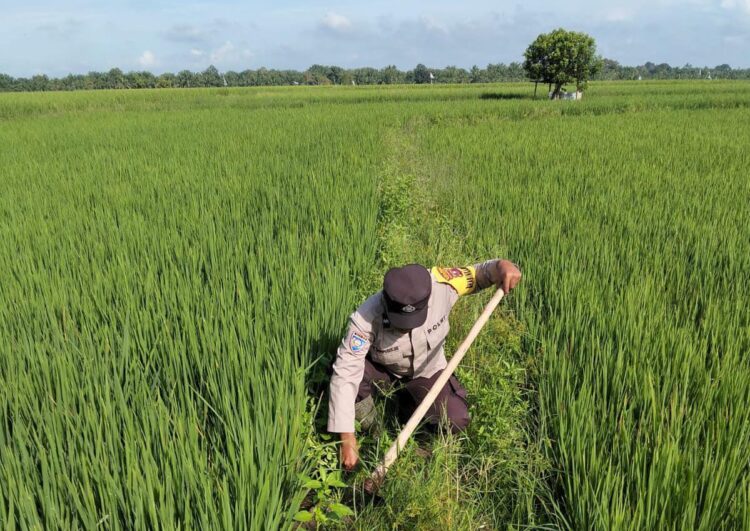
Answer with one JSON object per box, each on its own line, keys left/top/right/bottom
{"left": 474, "top": 259, "right": 522, "bottom": 294}
{"left": 328, "top": 317, "right": 372, "bottom": 433}
{"left": 432, "top": 259, "right": 522, "bottom": 301}
{"left": 328, "top": 314, "right": 373, "bottom": 470}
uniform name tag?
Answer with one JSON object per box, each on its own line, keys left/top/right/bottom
{"left": 427, "top": 315, "right": 447, "bottom": 334}
{"left": 376, "top": 346, "right": 399, "bottom": 354}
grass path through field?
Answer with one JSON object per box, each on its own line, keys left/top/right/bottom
{"left": 343, "top": 115, "right": 552, "bottom": 529}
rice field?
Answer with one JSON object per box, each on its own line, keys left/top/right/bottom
{"left": 1, "top": 81, "right": 749, "bottom": 529}
{"left": 415, "top": 83, "right": 750, "bottom": 528}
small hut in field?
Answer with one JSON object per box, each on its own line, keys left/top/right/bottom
{"left": 549, "top": 89, "right": 583, "bottom": 100}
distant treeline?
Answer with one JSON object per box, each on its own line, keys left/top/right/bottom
{"left": 2, "top": 60, "right": 749, "bottom": 92}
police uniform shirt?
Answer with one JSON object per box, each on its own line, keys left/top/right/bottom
{"left": 327, "top": 260, "right": 500, "bottom": 433}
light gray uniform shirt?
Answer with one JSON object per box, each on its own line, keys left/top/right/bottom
{"left": 327, "top": 260, "right": 500, "bottom": 433}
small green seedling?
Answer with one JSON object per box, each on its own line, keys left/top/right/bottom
{"left": 293, "top": 469, "right": 353, "bottom": 528}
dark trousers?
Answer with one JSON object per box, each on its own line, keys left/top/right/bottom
{"left": 356, "top": 357, "right": 470, "bottom": 433}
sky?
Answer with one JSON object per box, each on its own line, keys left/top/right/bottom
{"left": 1, "top": 0, "right": 749, "bottom": 77}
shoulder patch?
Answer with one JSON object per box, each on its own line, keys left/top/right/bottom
{"left": 432, "top": 266, "right": 477, "bottom": 296}
{"left": 349, "top": 332, "right": 369, "bottom": 353}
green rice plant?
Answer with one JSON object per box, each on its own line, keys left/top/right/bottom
{"left": 413, "top": 87, "right": 750, "bottom": 528}
{"left": 1, "top": 80, "right": 748, "bottom": 529}
{"left": 0, "top": 93, "right": 384, "bottom": 528}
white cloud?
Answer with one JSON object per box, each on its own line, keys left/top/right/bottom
{"left": 321, "top": 12, "right": 352, "bottom": 32}
{"left": 724, "top": 34, "right": 746, "bottom": 45}
{"left": 605, "top": 7, "right": 635, "bottom": 22}
{"left": 138, "top": 50, "right": 156, "bottom": 67}
{"left": 165, "top": 24, "right": 208, "bottom": 43}
{"left": 420, "top": 15, "right": 448, "bottom": 34}
{"left": 37, "top": 18, "right": 84, "bottom": 36}
{"left": 210, "top": 41, "right": 235, "bottom": 62}
{"left": 198, "top": 41, "right": 254, "bottom": 65}
{"left": 720, "top": 0, "right": 750, "bottom": 12}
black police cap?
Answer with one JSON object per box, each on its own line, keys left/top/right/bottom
{"left": 382, "top": 264, "right": 431, "bottom": 330}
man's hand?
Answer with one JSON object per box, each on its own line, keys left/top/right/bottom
{"left": 340, "top": 433, "right": 359, "bottom": 471}
{"left": 496, "top": 260, "right": 522, "bottom": 294}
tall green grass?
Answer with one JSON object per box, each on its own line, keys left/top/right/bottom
{"left": 0, "top": 101, "right": 382, "bottom": 527}
{"left": 1, "top": 81, "right": 748, "bottom": 529}
{"left": 417, "top": 97, "right": 750, "bottom": 528}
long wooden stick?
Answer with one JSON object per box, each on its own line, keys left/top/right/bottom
{"left": 367, "top": 288, "right": 505, "bottom": 490}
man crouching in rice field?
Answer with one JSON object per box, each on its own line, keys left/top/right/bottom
{"left": 327, "top": 259, "right": 522, "bottom": 470}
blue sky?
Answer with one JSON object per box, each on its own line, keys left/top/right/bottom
{"left": 2, "top": 0, "right": 749, "bottom": 76}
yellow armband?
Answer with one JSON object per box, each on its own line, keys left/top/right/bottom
{"left": 431, "top": 266, "right": 478, "bottom": 296}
